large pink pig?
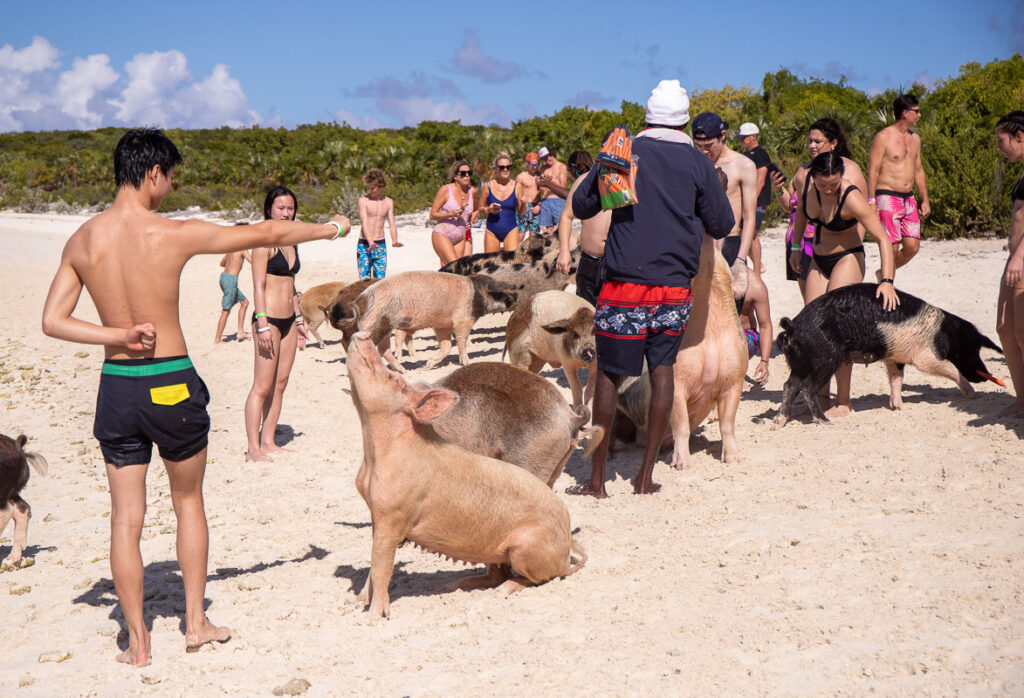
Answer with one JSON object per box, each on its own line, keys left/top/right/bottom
{"left": 346, "top": 332, "right": 586, "bottom": 619}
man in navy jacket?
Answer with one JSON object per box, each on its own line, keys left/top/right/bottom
{"left": 568, "top": 79, "right": 734, "bottom": 497}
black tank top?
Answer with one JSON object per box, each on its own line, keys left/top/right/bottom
{"left": 266, "top": 246, "right": 300, "bottom": 277}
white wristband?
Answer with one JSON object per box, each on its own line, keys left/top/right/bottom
{"left": 256, "top": 326, "right": 271, "bottom": 334}
{"left": 327, "top": 220, "right": 343, "bottom": 240}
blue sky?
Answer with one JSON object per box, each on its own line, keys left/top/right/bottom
{"left": 2, "top": 0, "right": 1021, "bottom": 133}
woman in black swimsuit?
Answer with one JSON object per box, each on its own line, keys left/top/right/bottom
{"left": 245, "top": 186, "right": 307, "bottom": 461}
{"left": 789, "top": 151, "right": 899, "bottom": 417}
{"left": 995, "top": 111, "right": 1024, "bottom": 418}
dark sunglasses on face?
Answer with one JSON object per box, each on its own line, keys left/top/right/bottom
{"left": 457, "top": 170, "right": 472, "bottom": 176}
{"left": 497, "top": 165, "right": 512, "bottom": 170}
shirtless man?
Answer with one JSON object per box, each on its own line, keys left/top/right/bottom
{"left": 556, "top": 150, "right": 611, "bottom": 305}
{"left": 692, "top": 112, "right": 755, "bottom": 299}
{"left": 537, "top": 146, "right": 569, "bottom": 235}
{"left": 868, "top": 94, "right": 930, "bottom": 271}
{"left": 515, "top": 152, "right": 541, "bottom": 237}
{"left": 213, "top": 235, "right": 251, "bottom": 343}
{"left": 41, "top": 128, "right": 350, "bottom": 667}
{"left": 356, "top": 168, "right": 400, "bottom": 280}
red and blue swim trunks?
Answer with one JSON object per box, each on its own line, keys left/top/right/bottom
{"left": 594, "top": 281, "right": 693, "bottom": 376}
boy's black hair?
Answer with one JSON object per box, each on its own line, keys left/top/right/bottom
{"left": 114, "top": 128, "right": 182, "bottom": 190}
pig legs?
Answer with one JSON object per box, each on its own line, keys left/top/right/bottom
{"left": 366, "top": 526, "right": 405, "bottom": 619}
{"left": 886, "top": 361, "right": 906, "bottom": 409}
{"left": 716, "top": 384, "right": 742, "bottom": 464}
{"left": 913, "top": 352, "right": 976, "bottom": 398}
{"left": 0, "top": 498, "right": 29, "bottom": 568}
{"left": 564, "top": 367, "right": 585, "bottom": 408}
{"left": 669, "top": 381, "right": 693, "bottom": 469}
{"left": 425, "top": 326, "right": 455, "bottom": 370}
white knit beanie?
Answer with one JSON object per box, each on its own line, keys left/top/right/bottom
{"left": 645, "top": 79, "right": 690, "bottom": 127}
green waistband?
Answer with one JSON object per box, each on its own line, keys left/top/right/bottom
{"left": 101, "top": 357, "right": 193, "bottom": 377}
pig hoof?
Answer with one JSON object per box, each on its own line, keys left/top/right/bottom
{"left": 497, "top": 577, "right": 530, "bottom": 595}
{"left": 632, "top": 479, "right": 662, "bottom": 495}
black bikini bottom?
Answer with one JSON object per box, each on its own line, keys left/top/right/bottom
{"left": 251, "top": 313, "right": 296, "bottom": 335}
{"left": 812, "top": 246, "right": 864, "bottom": 278}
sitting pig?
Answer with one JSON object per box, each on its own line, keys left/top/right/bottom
{"left": 504, "top": 290, "right": 597, "bottom": 408}
{"left": 611, "top": 235, "right": 747, "bottom": 467}
{"left": 433, "top": 362, "right": 602, "bottom": 486}
{"left": 347, "top": 332, "right": 586, "bottom": 618}
{"left": 352, "top": 271, "right": 517, "bottom": 372}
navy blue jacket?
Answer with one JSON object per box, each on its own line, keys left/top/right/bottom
{"left": 572, "top": 132, "right": 734, "bottom": 288}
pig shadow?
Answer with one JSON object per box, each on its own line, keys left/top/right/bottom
{"left": 271, "top": 424, "right": 301, "bottom": 447}
{"left": 334, "top": 559, "right": 487, "bottom": 602}
{"left": 0, "top": 543, "right": 57, "bottom": 562}
{"left": 73, "top": 544, "right": 327, "bottom": 646}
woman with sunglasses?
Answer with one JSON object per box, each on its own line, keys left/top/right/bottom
{"left": 429, "top": 160, "right": 475, "bottom": 265}
{"left": 477, "top": 152, "right": 524, "bottom": 252}
{"left": 772, "top": 118, "right": 867, "bottom": 302}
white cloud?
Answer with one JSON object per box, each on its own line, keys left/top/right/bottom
{"left": 0, "top": 36, "right": 60, "bottom": 73}
{"left": 376, "top": 97, "right": 511, "bottom": 127}
{"left": 178, "top": 64, "right": 260, "bottom": 128}
{"left": 56, "top": 55, "right": 119, "bottom": 127}
{"left": 109, "top": 50, "right": 191, "bottom": 123}
{"left": 0, "top": 38, "right": 262, "bottom": 132}
{"left": 449, "top": 30, "right": 533, "bottom": 84}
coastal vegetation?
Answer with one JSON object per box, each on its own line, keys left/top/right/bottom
{"left": 0, "top": 55, "right": 1020, "bottom": 238}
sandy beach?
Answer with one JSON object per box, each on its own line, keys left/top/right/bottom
{"left": 1, "top": 209, "right": 1022, "bottom": 696}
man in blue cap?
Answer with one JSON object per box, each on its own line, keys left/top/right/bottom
{"left": 692, "top": 112, "right": 758, "bottom": 294}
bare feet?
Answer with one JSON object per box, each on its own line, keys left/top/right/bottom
{"left": 824, "top": 403, "right": 854, "bottom": 419}
{"left": 565, "top": 482, "right": 608, "bottom": 499}
{"left": 633, "top": 478, "right": 662, "bottom": 495}
{"left": 115, "top": 644, "right": 151, "bottom": 667}
{"left": 245, "top": 450, "right": 273, "bottom": 462}
{"left": 237, "top": 333, "right": 250, "bottom": 341}
{"left": 185, "top": 618, "right": 231, "bottom": 653}
{"left": 263, "top": 444, "right": 293, "bottom": 454}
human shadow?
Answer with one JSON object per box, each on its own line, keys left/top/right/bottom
{"left": 73, "top": 544, "right": 328, "bottom": 645}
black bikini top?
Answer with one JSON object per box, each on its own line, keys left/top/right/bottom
{"left": 1012, "top": 175, "right": 1024, "bottom": 203}
{"left": 803, "top": 176, "right": 859, "bottom": 244}
{"left": 266, "top": 246, "right": 300, "bottom": 277}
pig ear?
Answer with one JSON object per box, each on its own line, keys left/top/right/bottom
{"left": 409, "top": 388, "right": 459, "bottom": 422}
{"left": 542, "top": 320, "right": 570, "bottom": 334}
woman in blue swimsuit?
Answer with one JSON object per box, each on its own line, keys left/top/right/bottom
{"left": 477, "top": 152, "right": 524, "bottom": 252}
{"left": 244, "top": 186, "right": 306, "bottom": 462}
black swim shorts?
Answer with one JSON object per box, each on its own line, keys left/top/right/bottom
{"left": 93, "top": 356, "right": 211, "bottom": 467}
{"left": 575, "top": 251, "right": 606, "bottom": 306}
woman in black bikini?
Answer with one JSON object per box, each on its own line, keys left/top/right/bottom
{"left": 245, "top": 186, "right": 306, "bottom": 461}
{"left": 773, "top": 118, "right": 867, "bottom": 302}
{"left": 789, "top": 151, "right": 899, "bottom": 417}
{"left": 995, "top": 111, "right": 1024, "bottom": 418}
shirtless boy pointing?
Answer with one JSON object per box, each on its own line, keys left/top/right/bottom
{"left": 41, "top": 129, "right": 350, "bottom": 666}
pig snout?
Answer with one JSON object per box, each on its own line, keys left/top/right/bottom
{"left": 579, "top": 345, "right": 596, "bottom": 363}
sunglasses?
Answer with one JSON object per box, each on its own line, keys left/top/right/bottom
{"left": 457, "top": 170, "right": 472, "bottom": 176}
{"left": 496, "top": 165, "right": 512, "bottom": 170}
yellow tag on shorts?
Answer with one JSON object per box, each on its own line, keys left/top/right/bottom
{"left": 150, "top": 383, "right": 190, "bottom": 405}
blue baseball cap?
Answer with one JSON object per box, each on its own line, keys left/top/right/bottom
{"left": 692, "top": 112, "right": 728, "bottom": 139}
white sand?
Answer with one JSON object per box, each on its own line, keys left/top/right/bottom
{"left": 1, "top": 209, "right": 1021, "bottom": 696}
